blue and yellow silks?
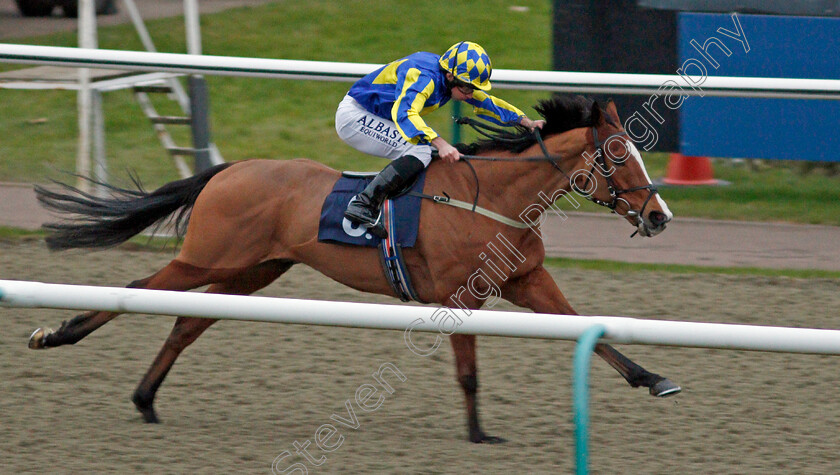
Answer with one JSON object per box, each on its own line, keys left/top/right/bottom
{"left": 348, "top": 52, "right": 525, "bottom": 145}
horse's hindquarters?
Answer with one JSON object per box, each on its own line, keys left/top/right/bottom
{"left": 177, "top": 159, "right": 339, "bottom": 269}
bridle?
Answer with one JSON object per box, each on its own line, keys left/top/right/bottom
{"left": 457, "top": 117, "right": 661, "bottom": 223}
{"left": 583, "top": 127, "right": 660, "bottom": 222}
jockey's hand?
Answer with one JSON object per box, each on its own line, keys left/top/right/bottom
{"left": 432, "top": 137, "right": 461, "bottom": 163}
{"left": 519, "top": 116, "right": 546, "bottom": 131}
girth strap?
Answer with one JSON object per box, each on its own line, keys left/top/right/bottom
{"left": 378, "top": 199, "right": 424, "bottom": 302}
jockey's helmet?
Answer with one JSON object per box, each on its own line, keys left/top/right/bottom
{"left": 438, "top": 41, "right": 492, "bottom": 92}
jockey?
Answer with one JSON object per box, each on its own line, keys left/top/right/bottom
{"left": 336, "top": 41, "right": 545, "bottom": 237}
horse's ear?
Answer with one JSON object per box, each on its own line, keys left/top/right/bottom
{"left": 590, "top": 101, "right": 603, "bottom": 125}
{"left": 605, "top": 99, "right": 621, "bottom": 123}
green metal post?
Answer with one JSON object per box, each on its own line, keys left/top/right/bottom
{"left": 573, "top": 324, "right": 607, "bottom": 475}
{"left": 451, "top": 100, "right": 462, "bottom": 144}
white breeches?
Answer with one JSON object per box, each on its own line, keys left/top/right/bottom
{"left": 335, "top": 95, "right": 433, "bottom": 166}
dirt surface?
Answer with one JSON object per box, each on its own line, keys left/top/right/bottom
{"left": 2, "top": 240, "right": 840, "bottom": 474}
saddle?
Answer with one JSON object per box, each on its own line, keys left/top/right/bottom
{"left": 317, "top": 171, "right": 427, "bottom": 302}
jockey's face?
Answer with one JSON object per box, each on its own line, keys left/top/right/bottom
{"left": 446, "top": 73, "right": 475, "bottom": 101}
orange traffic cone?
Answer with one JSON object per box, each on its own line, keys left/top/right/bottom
{"left": 662, "top": 153, "right": 726, "bottom": 186}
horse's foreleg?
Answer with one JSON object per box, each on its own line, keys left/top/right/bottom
{"left": 500, "top": 265, "right": 680, "bottom": 397}
{"left": 592, "top": 343, "right": 679, "bottom": 395}
{"left": 446, "top": 286, "right": 506, "bottom": 445}
{"left": 449, "top": 334, "right": 505, "bottom": 444}
{"left": 28, "top": 260, "right": 219, "bottom": 350}
{"left": 132, "top": 259, "right": 294, "bottom": 423}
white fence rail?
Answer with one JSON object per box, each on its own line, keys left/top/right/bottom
{"left": 2, "top": 44, "right": 840, "bottom": 100}
{"left": 3, "top": 279, "right": 840, "bottom": 355}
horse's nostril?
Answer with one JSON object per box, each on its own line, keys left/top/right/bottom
{"left": 649, "top": 211, "right": 669, "bottom": 227}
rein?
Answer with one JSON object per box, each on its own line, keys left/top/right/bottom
{"left": 454, "top": 117, "right": 567, "bottom": 166}
{"left": 419, "top": 117, "right": 661, "bottom": 234}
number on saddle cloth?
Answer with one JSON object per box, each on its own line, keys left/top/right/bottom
{"left": 317, "top": 169, "right": 428, "bottom": 248}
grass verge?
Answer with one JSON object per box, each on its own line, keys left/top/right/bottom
{"left": 1, "top": 0, "right": 838, "bottom": 226}
{"left": 543, "top": 256, "right": 840, "bottom": 280}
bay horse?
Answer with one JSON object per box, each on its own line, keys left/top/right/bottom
{"left": 28, "top": 95, "right": 678, "bottom": 443}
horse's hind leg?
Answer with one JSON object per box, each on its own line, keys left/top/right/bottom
{"left": 131, "top": 316, "right": 216, "bottom": 423}
{"left": 29, "top": 260, "right": 220, "bottom": 350}
{"left": 132, "top": 259, "right": 294, "bottom": 423}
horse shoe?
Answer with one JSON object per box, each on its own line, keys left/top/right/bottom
{"left": 28, "top": 327, "right": 51, "bottom": 350}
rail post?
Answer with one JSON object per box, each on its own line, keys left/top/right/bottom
{"left": 573, "top": 324, "right": 607, "bottom": 475}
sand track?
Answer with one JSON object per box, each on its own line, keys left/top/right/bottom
{"left": 2, "top": 240, "right": 839, "bottom": 474}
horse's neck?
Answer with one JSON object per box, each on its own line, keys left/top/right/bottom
{"left": 471, "top": 129, "right": 588, "bottom": 218}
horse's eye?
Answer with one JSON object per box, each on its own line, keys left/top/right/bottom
{"left": 604, "top": 138, "right": 630, "bottom": 167}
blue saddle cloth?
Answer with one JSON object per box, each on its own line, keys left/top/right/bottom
{"left": 317, "top": 171, "right": 427, "bottom": 247}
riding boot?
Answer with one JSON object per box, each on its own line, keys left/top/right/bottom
{"left": 345, "top": 155, "right": 425, "bottom": 238}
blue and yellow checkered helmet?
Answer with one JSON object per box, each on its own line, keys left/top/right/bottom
{"left": 438, "top": 41, "right": 492, "bottom": 91}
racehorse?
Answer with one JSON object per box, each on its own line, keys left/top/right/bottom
{"left": 28, "top": 95, "right": 679, "bottom": 443}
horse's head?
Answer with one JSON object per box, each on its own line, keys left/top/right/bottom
{"left": 469, "top": 95, "right": 671, "bottom": 237}
{"left": 573, "top": 100, "right": 672, "bottom": 237}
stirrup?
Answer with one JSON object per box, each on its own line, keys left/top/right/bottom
{"left": 344, "top": 204, "right": 387, "bottom": 238}
{"left": 345, "top": 197, "right": 379, "bottom": 225}
{"left": 363, "top": 210, "right": 387, "bottom": 239}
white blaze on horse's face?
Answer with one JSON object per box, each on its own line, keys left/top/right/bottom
{"left": 592, "top": 101, "right": 672, "bottom": 238}
{"left": 626, "top": 141, "right": 672, "bottom": 237}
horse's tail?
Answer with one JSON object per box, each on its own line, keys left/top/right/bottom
{"left": 35, "top": 162, "right": 235, "bottom": 251}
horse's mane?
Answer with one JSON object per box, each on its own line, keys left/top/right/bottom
{"left": 463, "top": 95, "right": 595, "bottom": 155}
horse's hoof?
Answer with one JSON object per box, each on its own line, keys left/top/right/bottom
{"left": 470, "top": 432, "right": 507, "bottom": 444}
{"left": 136, "top": 405, "right": 160, "bottom": 423}
{"left": 140, "top": 410, "right": 160, "bottom": 424}
{"left": 478, "top": 435, "right": 507, "bottom": 444}
{"left": 132, "top": 393, "right": 160, "bottom": 423}
{"left": 28, "top": 328, "right": 51, "bottom": 350}
{"left": 650, "top": 378, "right": 681, "bottom": 397}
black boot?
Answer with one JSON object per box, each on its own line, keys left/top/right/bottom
{"left": 345, "top": 155, "right": 425, "bottom": 238}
